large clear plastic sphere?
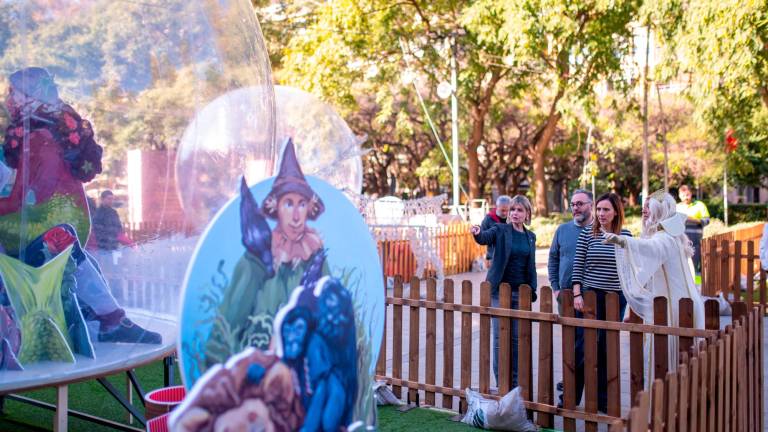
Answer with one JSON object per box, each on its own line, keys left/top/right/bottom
{"left": 274, "top": 86, "right": 363, "bottom": 193}
{"left": 176, "top": 86, "right": 275, "bottom": 228}
{"left": 0, "top": 0, "right": 274, "bottom": 392}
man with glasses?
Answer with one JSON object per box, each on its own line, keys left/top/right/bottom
{"left": 549, "top": 189, "right": 593, "bottom": 394}
{"left": 549, "top": 189, "right": 594, "bottom": 302}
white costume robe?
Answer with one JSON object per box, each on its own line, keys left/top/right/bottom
{"left": 615, "top": 226, "right": 706, "bottom": 384}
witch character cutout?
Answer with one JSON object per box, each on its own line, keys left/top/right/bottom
{"left": 204, "top": 141, "right": 330, "bottom": 365}
{"left": 176, "top": 140, "right": 359, "bottom": 432}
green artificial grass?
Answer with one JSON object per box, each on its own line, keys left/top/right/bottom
{"left": 378, "top": 405, "right": 559, "bottom": 432}
{"left": 0, "top": 360, "right": 175, "bottom": 432}
{"left": 378, "top": 405, "right": 473, "bottom": 431}
{"left": 1, "top": 362, "right": 560, "bottom": 431}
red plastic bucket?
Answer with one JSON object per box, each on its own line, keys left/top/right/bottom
{"left": 145, "top": 385, "right": 186, "bottom": 420}
{"left": 146, "top": 412, "right": 169, "bottom": 432}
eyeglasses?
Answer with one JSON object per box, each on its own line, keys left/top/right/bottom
{"left": 570, "top": 201, "right": 592, "bottom": 209}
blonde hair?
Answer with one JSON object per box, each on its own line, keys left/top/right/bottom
{"left": 509, "top": 195, "right": 532, "bottom": 225}
{"left": 644, "top": 192, "right": 695, "bottom": 257}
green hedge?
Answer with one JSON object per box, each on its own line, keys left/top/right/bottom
{"left": 702, "top": 199, "right": 767, "bottom": 224}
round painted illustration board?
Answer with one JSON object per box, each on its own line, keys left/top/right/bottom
{"left": 176, "top": 143, "right": 384, "bottom": 431}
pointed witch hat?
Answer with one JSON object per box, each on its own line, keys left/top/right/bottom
{"left": 262, "top": 138, "right": 325, "bottom": 220}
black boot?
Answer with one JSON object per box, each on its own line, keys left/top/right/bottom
{"left": 98, "top": 317, "right": 162, "bottom": 344}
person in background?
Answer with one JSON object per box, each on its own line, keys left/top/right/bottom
{"left": 548, "top": 188, "right": 593, "bottom": 393}
{"left": 471, "top": 195, "right": 537, "bottom": 389}
{"left": 85, "top": 196, "right": 99, "bottom": 252}
{"left": 549, "top": 189, "right": 594, "bottom": 305}
{"left": 676, "top": 185, "right": 710, "bottom": 273}
{"left": 481, "top": 195, "right": 512, "bottom": 268}
{"left": 568, "top": 192, "right": 632, "bottom": 413}
{"left": 92, "top": 190, "right": 123, "bottom": 251}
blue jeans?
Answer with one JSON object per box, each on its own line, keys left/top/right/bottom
{"left": 572, "top": 288, "right": 627, "bottom": 410}
{"left": 492, "top": 291, "right": 519, "bottom": 388}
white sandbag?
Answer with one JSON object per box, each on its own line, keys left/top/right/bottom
{"left": 373, "top": 381, "right": 403, "bottom": 406}
{"left": 461, "top": 387, "right": 537, "bottom": 431}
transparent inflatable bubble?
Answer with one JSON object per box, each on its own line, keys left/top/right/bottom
{"left": 176, "top": 86, "right": 275, "bottom": 228}
{"left": 274, "top": 86, "right": 363, "bottom": 193}
{"left": 0, "top": 0, "right": 274, "bottom": 393}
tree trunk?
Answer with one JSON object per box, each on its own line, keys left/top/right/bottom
{"left": 532, "top": 111, "right": 561, "bottom": 216}
{"left": 466, "top": 106, "right": 486, "bottom": 200}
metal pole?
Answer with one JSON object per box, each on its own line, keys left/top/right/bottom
{"left": 723, "top": 168, "right": 729, "bottom": 226}
{"left": 450, "top": 35, "right": 460, "bottom": 216}
{"left": 585, "top": 125, "right": 595, "bottom": 198}
{"left": 655, "top": 83, "right": 669, "bottom": 191}
{"left": 642, "top": 25, "right": 651, "bottom": 202}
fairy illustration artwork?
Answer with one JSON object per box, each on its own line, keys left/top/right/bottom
{"left": 176, "top": 139, "right": 384, "bottom": 431}
{"left": 0, "top": 67, "right": 161, "bottom": 370}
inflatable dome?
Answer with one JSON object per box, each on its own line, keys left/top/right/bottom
{"left": 0, "top": 0, "right": 275, "bottom": 392}
{"left": 274, "top": 86, "right": 364, "bottom": 194}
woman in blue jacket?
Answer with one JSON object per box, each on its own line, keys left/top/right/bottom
{"left": 470, "top": 195, "right": 536, "bottom": 388}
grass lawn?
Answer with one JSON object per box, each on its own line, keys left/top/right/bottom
{"left": 1, "top": 360, "right": 561, "bottom": 431}
{"left": 0, "top": 360, "right": 173, "bottom": 432}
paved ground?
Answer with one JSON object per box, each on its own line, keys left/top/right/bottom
{"left": 380, "top": 249, "right": 768, "bottom": 431}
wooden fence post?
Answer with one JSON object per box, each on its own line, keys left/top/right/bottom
{"left": 499, "top": 283, "right": 512, "bottom": 396}
{"left": 408, "top": 277, "right": 421, "bottom": 406}
{"left": 442, "top": 279, "right": 455, "bottom": 410}
{"left": 653, "top": 297, "right": 669, "bottom": 383}
{"left": 519, "top": 284, "right": 533, "bottom": 404}
{"left": 425, "top": 278, "right": 437, "bottom": 407}
{"left": 606, "top": 292, "right": 621, "bottom": 418}
{"left": 536, "top": 286, "right": 554, "bottom": 429}
{"left": 583, "top": 290, "right": 599, "bottom": 432}
{"left": 629, "top": 309, "right": 645, "bottom": 404}
{"left": 666, "top": 372, "right": 679, "bottom": 432}
{"left": 479, "top": 281, "right": 491, "bottom": 395}
{"left": 459, "top": 280, "right": 472, "bottom": 413}
{"left": 721, "top": 239, "right": 731, "bottom": 302}
{"left": 746, "top": 242, "right": 755, "bottom": 307}
{"left": 561, "top": 290, "right": 577, "bottom": 432}
{"left": 688, "top": 357, "right": 699, "bottom": 432}
{"left": 652, "top": 379, "right": 664, "bottom": 431}
{"left": 392, "top": 276, "right": 403, "bottom": 399}
{"left": 678, "top": 298, "right": 694, "bottom": 357}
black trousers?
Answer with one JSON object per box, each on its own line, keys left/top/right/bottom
{"left": 687, "top": 230, "right": 703, "bottom": 273}
{"left": 571, "top": 288, "right": 627, "bottom": 411}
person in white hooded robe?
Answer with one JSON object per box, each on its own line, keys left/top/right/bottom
{"left": 602, "top": 190, "right": 706, "bottom": 382}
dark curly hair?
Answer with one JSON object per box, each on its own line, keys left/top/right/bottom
{"left": 3, "top": 103, "right": 103, "bottom": 182}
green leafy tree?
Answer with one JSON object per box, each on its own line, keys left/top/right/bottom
{"left": 276, "top": 0, "right": 519, "bottom": 200}
{"left": 664, "top": 0, "right": 768, "bottom": 187}
{"left": 499, "top": 0, "right": 642, "bottom": 215}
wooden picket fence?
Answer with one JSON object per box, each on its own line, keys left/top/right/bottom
{"left": 375, "top": 277, "right": 763, "bottom": 431}
{"left": 626, "top": 302, "right": 764, "bottom": 432}
{"left": 701, "top": 222, "right": 766, "bottom": 305}
{"left": 376, "top": 223, "right": 485, "bottom": 280}
{"left": 122, "top": 220, "right": 196, "bottom": 243}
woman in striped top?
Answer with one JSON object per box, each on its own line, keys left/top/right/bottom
{"left": 570, "top": 192, "right": 631, "bottom": 413}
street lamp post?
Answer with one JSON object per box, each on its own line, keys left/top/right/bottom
{"left": 641, "top": 24, "right": 651, "bottom": 202}
{"left": 449, "top": 35, "right": 460, "bottom": 217}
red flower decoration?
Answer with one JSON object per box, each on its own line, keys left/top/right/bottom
{"left": 725, "top": 129, "right": 738, "bottom": 153}
{"left": 63, "top": 113, "right": 78, "bottom": 130}
{"left": 43, "top": 227, "right": 76, "bottom": 255}
{"left": 13, "top": 127, "right": 23, "bottom": 137}
{"left": 68, "top": 132, "right": 81, "bottom": 145}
